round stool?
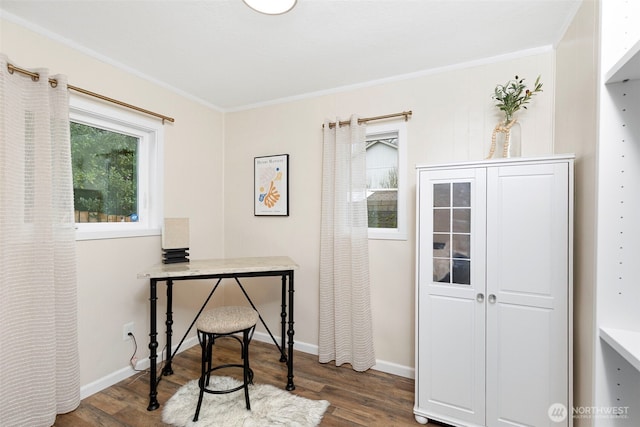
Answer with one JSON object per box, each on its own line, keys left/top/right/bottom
{"left": 193, "top": 306, "right": 259, "bottom": 422}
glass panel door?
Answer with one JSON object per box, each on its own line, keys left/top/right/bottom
{"left": 416, "top": 166, "right": 486, "bottom": 425}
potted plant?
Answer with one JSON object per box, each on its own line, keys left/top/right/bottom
{"left": 487, "top": 75, "right": 543, "bottom": 158}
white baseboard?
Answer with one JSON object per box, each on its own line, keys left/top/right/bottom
{"left": 80, "top": 332, "right": 414, "bottom": 399}
{"left": 79, "top": 335, "right": 199, "bottom": 399}
{"left": 372, "top": 359, "right": 415, "bottom": 379}
{"left": 252, "top": 331, "right": 415, "bottom": 379}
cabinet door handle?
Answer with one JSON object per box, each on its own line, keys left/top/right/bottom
{"left": 488, "top": 294, "right": 497, "bottom": 304}
{"left": 476, "top": 293, "right": 484, "bottom": 302}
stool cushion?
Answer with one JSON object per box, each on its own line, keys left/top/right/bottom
{"left": 197, "top": 306, "right": 259, "bottom": 334}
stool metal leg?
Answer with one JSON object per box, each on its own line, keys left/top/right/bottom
{"left": 243, "top": 328, "right": 251, "bottom": 410}
{"left": 194, "top": 331, "right": 208, "bottom": 422}
{"left": 206, "top": 337, "right": 214, "bottom": 386}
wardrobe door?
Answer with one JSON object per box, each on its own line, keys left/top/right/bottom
{"left": 485, "top": 162, "right": 569, "bottom": 427}
{"left": 416, "top": 167, "right": 487, "bottom": 426}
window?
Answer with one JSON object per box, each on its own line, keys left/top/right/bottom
{"left": 70, "top": 95, "right": 163, "bottom": 240}
{"left": 365, "top": 121, "right": 407, "bottom": 240}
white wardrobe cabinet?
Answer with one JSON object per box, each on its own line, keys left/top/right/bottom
{"left": 414, "top": 156, "right": 574, "bottom": 427}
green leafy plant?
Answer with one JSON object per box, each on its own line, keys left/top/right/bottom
{"left": 492, "top": 75, "right": 543, "bottom": 124}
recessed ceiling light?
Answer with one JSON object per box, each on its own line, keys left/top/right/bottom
{"left": 243, "top": 0, "right": 297, "bottom": 15}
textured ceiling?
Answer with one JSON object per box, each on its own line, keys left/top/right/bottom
{"left": 0, "top": 0, "right": 582, "bottom": 111}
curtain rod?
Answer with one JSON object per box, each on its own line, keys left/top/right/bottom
{"left": 7, "top": 63, "right": 175, "bottom": 124}
{"left": 324, "top": 110, "right": 412, "bottom": 129}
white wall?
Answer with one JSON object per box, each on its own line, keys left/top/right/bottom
{"left": 555, "top": 1, "right": 600, "bottom": 425}
{"left": 223, "top": 52, "right": 557, "bottom": 371}
{"left": 1, "top": 18, "right": 227, "bottom": 390}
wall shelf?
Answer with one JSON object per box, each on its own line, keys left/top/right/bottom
{"left": 599, "top": 327, "right": 640, "bottom": 372}
{"left": 596, "top": 1, "right": 640, "bottom": 422}
{"left": 606, "top": 38, "right": 640, "bottom": 83}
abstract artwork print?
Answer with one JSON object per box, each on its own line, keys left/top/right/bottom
{"left": 254, "top": 154, "right": 289, "bottom": 216}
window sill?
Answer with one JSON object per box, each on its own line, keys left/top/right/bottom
{"left": 368, "top": 229, "right": 407, "bottom": 241}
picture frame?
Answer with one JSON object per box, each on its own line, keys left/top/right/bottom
{"left": 254, "top": 154, "right": 289, "bottom": 216}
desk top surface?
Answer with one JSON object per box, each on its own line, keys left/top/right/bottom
{"left": 137, "top": 256, "right": 298, "bottom": 279}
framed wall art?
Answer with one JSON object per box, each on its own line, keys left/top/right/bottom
{"left": 254, "top": 154, "right": 289, "bottom": 216}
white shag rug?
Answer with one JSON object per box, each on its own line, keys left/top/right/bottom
{"left": 162, "top": 377, "right": 330, "bottom": 427}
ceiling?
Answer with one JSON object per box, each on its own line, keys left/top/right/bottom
{"left": 1, "top": 0, "right": 582, "bottom": 111}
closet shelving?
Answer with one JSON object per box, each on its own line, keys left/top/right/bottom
{"left": 604, "top": 38, "right": 640, "bottom": 84}
{"left": 596, "top": 1, "right": 640, "bottom": 424}
{"left": 597, "top": 36, "right": 640, "bottom": 376}
{"left": 599, "top": 328, "right": 640, "bottom": 372}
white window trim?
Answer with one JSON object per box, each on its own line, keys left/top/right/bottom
{"left": 69, "top": 95, "right": 164, "bottom": 241}
{"left": 366, "top": 121, "right": 407, "bottom": 240}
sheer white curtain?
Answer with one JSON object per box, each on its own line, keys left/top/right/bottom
{"left": 0, "top": 54, "right": 80, "bottom": 426}
{"left": 319, "top": 115, "right": 375, "bottom": 371}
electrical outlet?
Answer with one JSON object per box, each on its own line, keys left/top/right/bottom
{"left": 123, "top": 322, "right": 134, "bottom": 341}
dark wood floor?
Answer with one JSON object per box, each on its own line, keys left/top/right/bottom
{"left": 53, "top": 338, "right": 423, "bottom": 426}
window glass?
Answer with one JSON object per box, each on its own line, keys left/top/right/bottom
{"left": 366, "top": 121, "right": 407, "bottom": 240}
{"left": 453, "top": 182, "right": 471, "bottom": 207}
{"left": 433, "top": 209, "right": 450, "bottom": 232}
{"left": 452, "top": 209, "right": 471, "bottom": 233}
{"left": 366, "top": 131, "right": 398, "bottom": 228}
{"left": 71, "top": 123, "right": 138, "bottom": 223}
{"left": 433, "top": 183, "right": 451, "bottom": 207}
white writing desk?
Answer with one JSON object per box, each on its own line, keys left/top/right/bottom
{"left": 137, "top": 256, "right": 298, "bottom": 411}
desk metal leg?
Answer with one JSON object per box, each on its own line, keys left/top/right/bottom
{"left": 163, "top": 279, "right": 174, "bottom": 376}
{"left": 147, "top": 279, "right": 160, "bottom": 411}
{"left": 286, "top": 271, "right": 295, "bottom": 391}
{"left": 280, "top": 275, "right": 287, "bottom": 363}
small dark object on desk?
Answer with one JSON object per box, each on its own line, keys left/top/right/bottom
{"left": 162, "top": 248, "right": 189, "bottom": 264}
